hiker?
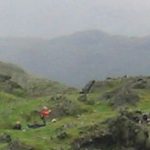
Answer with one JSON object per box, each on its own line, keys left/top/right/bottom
{"left": 40, "top": 106, "right": 52, "bottom": 124}
{"left": 13, "top": 121, "right": 22, "bottom": 130}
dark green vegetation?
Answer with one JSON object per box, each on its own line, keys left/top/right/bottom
{"left": 1, "top": 63, "right": 150, "bottom": 149}
{"left": 0, "top": 30, "right": 150, "bottom": 87}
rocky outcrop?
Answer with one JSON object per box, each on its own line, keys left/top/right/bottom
{"left": 102, "top": 87, "right": 139, "bottom": 107}
{"left": 72, "top": 110, "right": 150, "bottom": 150}
{"left": 131, "top": 77, "right": 150, "bottom": 89}
{"left": 80, "top": 80, "right": 95, "bottom": 94}
{"left": 0, "top": 75, "right": 11, "bottom": 82}
{"left": 39, "top": 95, "right": 86, "bottom": 119}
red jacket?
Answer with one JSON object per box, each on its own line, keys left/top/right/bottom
{"left": 40, "top": 109, "right": 51, "bottom": 118}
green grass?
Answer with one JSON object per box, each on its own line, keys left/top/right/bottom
{"left": 136, "top": 89, "right": 150, "bottom": 112}
{"left": 0, "top": 91, "right": 116, "bottom": 149}
{"left": 0, "top": 83, "right": 150, "bottom": 149}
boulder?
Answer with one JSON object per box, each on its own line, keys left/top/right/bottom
{"left": 7, "top": 140, "right": 34, "bottom": 150}
{"left": 0, "top": 133, "right": 11, "bottom": 143}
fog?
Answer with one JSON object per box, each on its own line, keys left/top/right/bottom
{"left": 0, "top": 0, "right": 150, "bottom": 38}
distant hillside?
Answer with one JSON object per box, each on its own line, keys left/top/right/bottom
{"left": 0, "top": 61, "right": 72, "bottom": 96}
{"left": 0, "top": 30, "right": 150, "bottom": 87}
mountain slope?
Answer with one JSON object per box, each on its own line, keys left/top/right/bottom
{"left": 0, "top": 61, "right": 71, "bottom": 96}
{"left": 0, "top": 30, "right": 150, "bottom": 87}
{"left": 0, "top": 76, "right": 150, "bottom": 149}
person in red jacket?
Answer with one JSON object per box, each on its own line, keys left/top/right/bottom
{"left": 40, "top": 106, "right": 51, "bottom": 124}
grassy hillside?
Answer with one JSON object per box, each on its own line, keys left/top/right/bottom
{"left": 0, "top": 76, "right": 150, "bottom": 149}
{"left": 0, "top": 61, "right": 74, "bottom": 96}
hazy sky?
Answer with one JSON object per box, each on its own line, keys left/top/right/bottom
{"left": 1, "top": 0, "right": 150, "bottom": 38}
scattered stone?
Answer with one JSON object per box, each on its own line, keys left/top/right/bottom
{"left": 51, "top": 118, "right": 57, "bottom": 123}
{"left": 0, "top": 133, "right": 11, "bottom": 143}
{"left": 78, "top": 94, "right": 95, "bottom": 105}
{"left": 56, "top": 131, "right": 69, "bottom": 140}
{"left": 78, "top": 94, "right": 87, "bottom": 102}
{"left": 7, "top": 140, "right": 34, "bottom": 150}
